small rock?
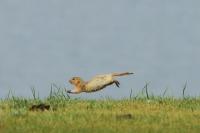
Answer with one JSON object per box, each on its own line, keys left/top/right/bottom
{"left": 116, "top": 113, "right": 132, "bottom": 120}
{"left": 29, "top": 103, "right": 50, "bottom": 111}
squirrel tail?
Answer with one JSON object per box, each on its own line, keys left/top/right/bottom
{"left": 112, "top": 72, "right": 134, "bottom": 77}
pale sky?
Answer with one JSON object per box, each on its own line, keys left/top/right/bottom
{"left": 0, "top": 0, "right": 200, "bottom": 98}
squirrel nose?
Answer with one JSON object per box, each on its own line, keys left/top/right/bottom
{"left": 67, "top": 90, "right": 72, "bottom": 93}
{"left": 69, "top": 80, "right": 72, "bottom": 83}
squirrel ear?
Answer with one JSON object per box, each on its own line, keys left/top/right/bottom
{"left": 77, "top": 80, "right": 80, "bottom": 84}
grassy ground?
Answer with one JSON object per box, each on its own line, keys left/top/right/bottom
{"left": 0, "top": 89, "right": 200, "bottom": 133}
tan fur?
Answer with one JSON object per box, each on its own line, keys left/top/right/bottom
{"left": 68, "top": 77, "right": 86, "bottom": 94}
{"left": 67, "top": 72, "right": 133, "bottom": 94}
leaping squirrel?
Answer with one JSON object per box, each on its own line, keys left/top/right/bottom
{"left": 67, "top": 72, "right": 134, "bottom": 94}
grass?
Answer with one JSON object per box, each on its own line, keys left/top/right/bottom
{"left": 0, "top": 87, "right": 200, "bottom": 133}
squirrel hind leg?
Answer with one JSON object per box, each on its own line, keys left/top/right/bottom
{"left": 114, "top": 80, "right": 120, "bottom": 88}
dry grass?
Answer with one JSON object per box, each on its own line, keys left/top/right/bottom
{"left": 0, "top": 96, "right": 200, "bottom": 133}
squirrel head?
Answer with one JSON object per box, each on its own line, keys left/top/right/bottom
{"left": 69, "top": 77, "right": 85, "bottom": 86}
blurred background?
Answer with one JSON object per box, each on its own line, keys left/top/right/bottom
{"left": 0, "top": 0, "right": 200, "bottom": 99}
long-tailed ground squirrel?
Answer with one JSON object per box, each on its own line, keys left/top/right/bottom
{"left": 67, "top": 72, "right": 133, "bottom": 94}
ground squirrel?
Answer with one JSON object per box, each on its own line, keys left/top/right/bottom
{"left": 67, "top": 72, "right": 134, "bottom": 94}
